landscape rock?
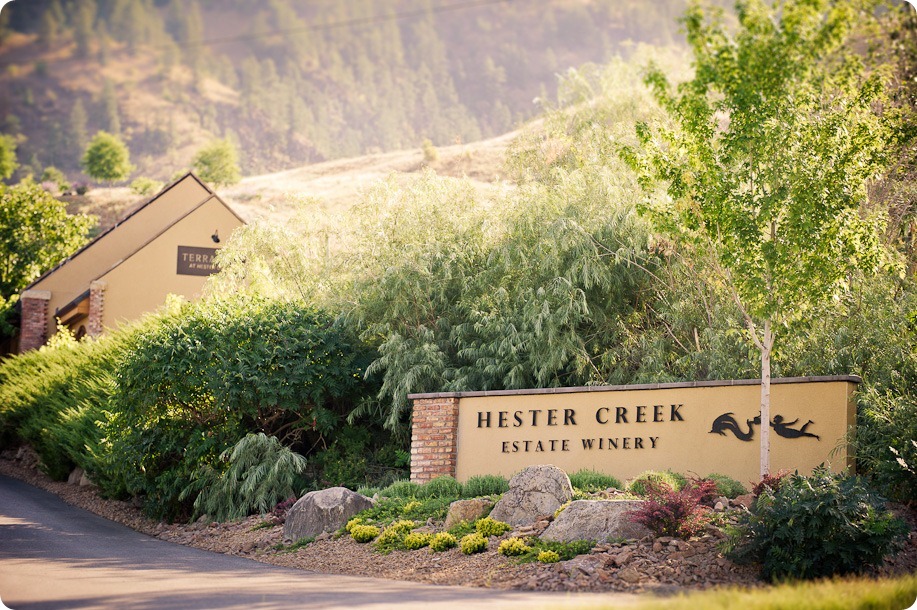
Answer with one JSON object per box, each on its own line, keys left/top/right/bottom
{"left": 78, "top": 471, "right": 95, "bottom": 487}
{"left": 541, "top": 500, "right": 651, "bottom": 543}
{"left": 283, "top": 487, "right": 374, "bottom": 543}
{"left": 443, "top": 498, "right": 494, "bottom": 530}
{"left": 67, "top": 467, "right": 84, "bottom": 486}
{"left": 732, "top": 494, "right": 756, "bottom": 510}
{"left": 490, "top": 464, "right": 573, "bottom": 526}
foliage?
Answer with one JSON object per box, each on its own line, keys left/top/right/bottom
{"left": 81, "top": 131, "right": 133, "bottom": 184}
{"left": 628, "top": 471, "right": 685, "bottom": 496}
{"left": 309, "top": 425, "right": 407, "bottom": 490}
{"left": 40, "top": 166, "right": 69, "bottom": 192}
{"left": 628, "top": 480, "right": 709, "bottom": 534}
{"left": 704, "top": 474, "right": 747, "bottom": 500}
{"left": 272, "top": 496, "right": 297, "bottom": 522}
{"left": 429, "top": 532, "right": 457, "bottom": 552}
{"left": 344, "top": 517, "right": 364, "bottom": 533}
{"left": 421, "top": 139, "right": 438, "bottom": 163}
{"left": 351, "top": 496, "right": 453, "bottom": 529}
{"left": 497, "top": 537, "right": 530, "bottom": 557}
{"left": 192, "top": 138, "right": 241, "bottom": 188}
{"left": 105, "top": 296, "right": 373, "bottom": 519}
{"left": 0, "top": 329, "right": 124, "bottom": 480}
{"left": 569, "top": 469, "right": 622, "bottom": 493}
{"left": 379, "top": 480, "right": 420, "bottom": 499}
{"left": 130, "top": 176, "right": 163, "bottom": 196}
{"left": 0, "top": 133, "right": 17, "bottom": 180}
{"left": 751, "top": 470, "right": 792, "bottom": 497}
{"left": 725, "top": 468, "right": 907, "bottom": 581}
{"left": 461, "top": 475, "right": 508, "bottom": 498}
{"left": 350, "top": 524, "right": 380, "bottom": 543}
{"left": 855, "top": 389, "right": 917, "bottom": 503}
{"left": 513, "top": 538, "right": 595, "bottom": 564}
{"left": 0, "top": 180, "right": 94, "bottom": 299}
{"left": 182, "top": 433, "right": 308, "bottom": 521}
{"left": 629, "top": 479, "right": 715, "bottom": 539}
{"left": 416, "top": 476, "right": 462, "bottom": 500}
{"left": 537, "top": 550, "right": 560, "bottom": 563}
{"left": 460, "top": 532, "right": 488, "bottom": 554}
{"left": 623, "top": 0, "right": 894, "bottom": 476}
{"left": 621, "top": 574, "right": 917, "bottom": 610}
{"left": 475, "top": 516, "right": 511, "bottom": 538}
{"left": 403, "top": 532, "right": 432, "bottom": 550}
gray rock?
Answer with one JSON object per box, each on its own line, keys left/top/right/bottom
{"left": 67, "top": 467, "right": 84, "bottom": 486}
{"left": 283, "top": 487, "right": 374, "bottom": 543}
{"left": 541, "top": 500, "right": 651, "bottom": 543}
{"left": 78, "top": 471, "right": 95, "bottom": 487}
{"left": 443, "top": 498, "right": 494, "bottom": 530}
{"left": 490, "top": 464, "right": 573, "bottom": 526}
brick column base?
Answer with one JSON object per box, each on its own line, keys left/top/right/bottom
{"left": 19, "top": 290, "right": 51, "bottom": 353}
{"left": 410, "top": 396, "right": 460, "bottom": 483}
{"left": 88, "top": 280, "right": 106, "bottom": 337}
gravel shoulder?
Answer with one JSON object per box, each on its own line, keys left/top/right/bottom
{"left": 2, "top": 448, "right": 914, "bottom": 595}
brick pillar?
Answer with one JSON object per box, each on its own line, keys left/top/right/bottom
{"left": 88, "top": 280, "right": 106, "bottom": 337}
{"left": 410, "top": 396, "right": 460, "bottom": 483}
{"left": 19, "top": 290, "right": 51, "bottom": 353}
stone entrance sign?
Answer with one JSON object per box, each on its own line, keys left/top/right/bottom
{"left": 408, "top": 376, "right": 858, "bottom": 484}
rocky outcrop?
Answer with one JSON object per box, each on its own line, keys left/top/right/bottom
{"left": 443, "top": 498, "right": 494, "bottom": 530}
{"left": 490, "top": 465, "right": 573, "bottom": 526}
{"left": 541, "top": 500, "right": 650, "bottom": 543}
{"left": 283, "top": 487, "right": 374, "bottom": 543}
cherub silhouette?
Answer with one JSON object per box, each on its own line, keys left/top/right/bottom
{"left": 770, "top": 415, "right": 820, "bottom": 440}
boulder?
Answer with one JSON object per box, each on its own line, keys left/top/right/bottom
{"left": 541, "top": 500, "right": 651, "bottom": 543}
{"left": 67, "top": 467, "right": 84, "bottom": 486}
{"left": 78, "top": 471, "right": 95, "bottom": 487}
{"left": 490, "top": 464, "right": 573, "bottom": 526}
{"left": 443, "top": 498, "right": 494, "bottom": 530}
{"left": 283, "top": 487, "right": 375, "bottom": 543}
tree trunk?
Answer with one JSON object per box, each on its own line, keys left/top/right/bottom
{"left": 759, "top": 319, "right": 773, "bottom": 478}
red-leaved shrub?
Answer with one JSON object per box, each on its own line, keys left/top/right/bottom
{"left": 752, "top": 470, "right": 791, "bottom": 496}
{"left": 628, "top": 479, "right": 717, "bottom": 539}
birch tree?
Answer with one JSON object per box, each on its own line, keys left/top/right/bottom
{"left": 623, "top": 0, "right": 893, "bottom": 476}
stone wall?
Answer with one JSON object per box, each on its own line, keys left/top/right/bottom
{"left": 409, "top": 396, "right": 460, "bottom": 483}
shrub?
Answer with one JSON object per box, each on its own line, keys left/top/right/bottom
{"left": 628, "top": 479, "right": 716, "bottom": 539}
{"left": 705, "top": 473, "right": 747, "bottom": 499}
{"left": 350, "top": 524, "right": 380, "bottom": 543}
{"left": 569, "top": 469, "right": 622, "bottom": 493}
{"left": 357, "top": 486, "right": 380, "bottom": 498}
{"left": 628, "top": 470, "right": 685, "bottom": 496}
{"left": 271, "top": 497, "right": 297, "bottom": 522}
{"left": 475, "top": 516, "right": 512, "bottom": 537}
{"left": 856, "top": 389, "right": 917, "bottom": 503}
{"left": 538, "top": 550, "right": 560, "bottom": 563}
{"left": 416, "top": 476, "right": 462, "bottom": 499}
{"left": 374, "top": 526, "right": 404, "bottom": 550}
{"left": 403, "top": 532, "right": 432, "bottom": 550}
{"left": 429, "top": 532, "right": 457, "bottom": 552}
{"left": 752, "top": 470, "right": 791, "bottom": 496}
{"left": 380, "top": 480, "right": 420, "bottom": 499}
{"left": 388, "top": 519, "right": 416, "bottom": 534}
{"left": 184, "top": 433, "right": 308, "bottom": 521}
{"left": 725, "top": 468, "right": 907, "bottom": 581}
{"left": 130, "top": 176, "right": 163, "bottom": 196}
{"left": 460, "top": 532, "right": 488, "bottom": 554}
{"left": 344, "top": 517, "right": 364, "bottom": 533}
{"left": 462, "top": 474, "right": 509, "bottom": 497}
{"left": 498, "top": 537, "right": 531, "bottom": 556}
{"left": 447, "top": 519, "right": 475, "bottom": 537}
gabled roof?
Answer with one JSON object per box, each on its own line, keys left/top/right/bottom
{"left": 25, "top": 172, "right": 245, "bottom": 294}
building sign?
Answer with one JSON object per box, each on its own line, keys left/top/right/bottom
{"left": 177, "top": 246, "right": 220, "bottom": 276}
{"left": 409, "top": 376, "right": 858, "bottom": 485}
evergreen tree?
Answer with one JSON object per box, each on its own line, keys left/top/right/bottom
{"left": 73, "top": 1, "right": 96, "bottom": 59}
{"left": 0, "top": 134, "right": 18, "bottom": 181}
{"left": 100, "top": 80, "right": 121, "bottom": 136}
{"left": 66, "top": 99, "right": 88, "bottom": 163}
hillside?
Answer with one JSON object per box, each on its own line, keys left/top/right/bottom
{"left": 65, "top": 126, "right": 519, "bottom": 231}
{"left": 0, "top": 0, "right": 713, "bottom": 184}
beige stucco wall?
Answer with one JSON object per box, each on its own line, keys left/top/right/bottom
{"left": 30, "top": 176, "right": 213, "bottom": 338}
{"left": 95, "top": 198, "right": 242, "bottom": 331}
{"left": 452, "top": 379, "right": 856, "bottom": 485}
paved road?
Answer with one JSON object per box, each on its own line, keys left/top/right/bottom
{"left": 0, "top": 476, "right": 634, "bottom": 610}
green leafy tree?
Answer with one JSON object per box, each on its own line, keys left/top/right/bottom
{"left": 0, "top": 134, "right": 18, "bottom": 180}
{"left": 192, "top": 138, "right": 241, "bottom": 188}
{"left": 623, "top": 0, "right": 892, "bottom": 476}
{"left": 0, "top": 180, "right": 94, "bottom": 298}
{"left": 81, "top": 131, "right": 133, "bottom": 185}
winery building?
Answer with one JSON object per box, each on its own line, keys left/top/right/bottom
{"left": 18, "top": 173, "right": 245, "bottom": 352}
